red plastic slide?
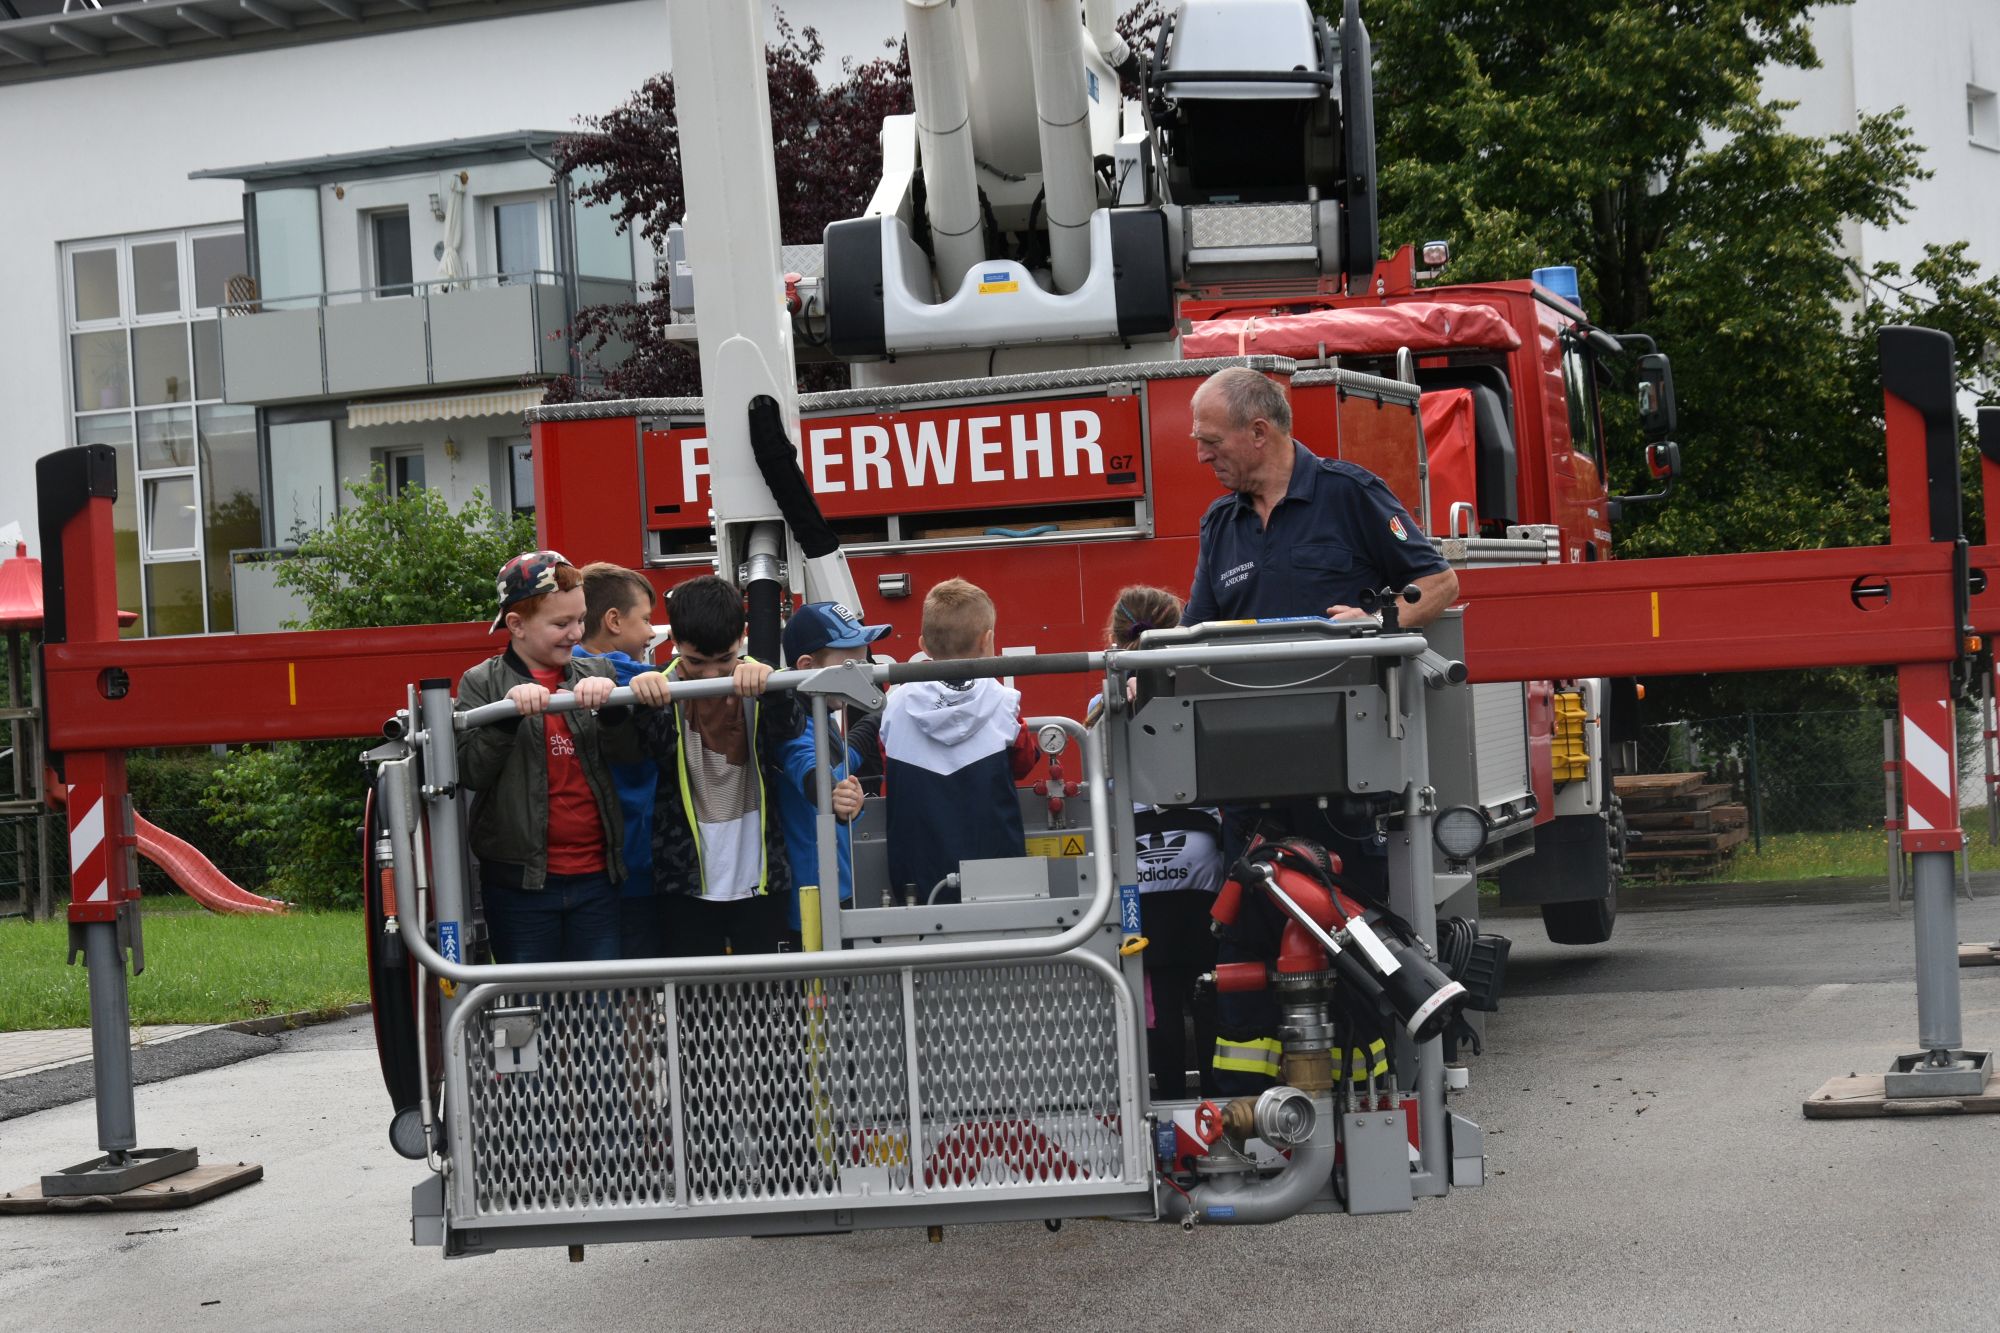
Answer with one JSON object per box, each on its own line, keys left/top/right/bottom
{"left": 134, "top": 815, "right": 287, "bottom": 915}
{"left": 47, "top": 779, "right": 287, "bottom": 914}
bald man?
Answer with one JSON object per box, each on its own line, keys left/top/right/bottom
{"left": 1185, "top": 366, "right": 1458, "bottom": 627}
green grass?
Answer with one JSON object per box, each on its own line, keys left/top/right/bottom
{"left": 1677, "top": 827, "right": 2000, "bottom": 883}
{"left": 0, "top": 903, "right": 367, "bottom": 1031}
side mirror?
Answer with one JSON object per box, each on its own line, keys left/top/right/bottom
{"left": 1636, "top": 352, "right": 1677, "bottom": 442}
{"left": 1645, "top": 440, "right": 1680, "bottom": 482}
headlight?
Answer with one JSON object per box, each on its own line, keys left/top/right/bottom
{"left": 1433, "top": 805, "right": 1488, "bottom": 860}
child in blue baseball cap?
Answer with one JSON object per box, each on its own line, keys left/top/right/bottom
{"left": 776, "top": 601, "right": 890, "bottom": 947}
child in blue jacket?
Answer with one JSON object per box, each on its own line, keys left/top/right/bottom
{"left": 776, "top": 601, "right": 887, "bottom": 948}
{"left": 574, "top": 562, "right": 666, "bottom": 957}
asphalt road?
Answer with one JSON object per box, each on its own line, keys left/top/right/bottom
{"left": 4, "top": 882, "right": 1999, "bottom": 1332}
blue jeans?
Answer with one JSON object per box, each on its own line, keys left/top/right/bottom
{"left": 483, "top": 872, "right": 621, "bottom": 964}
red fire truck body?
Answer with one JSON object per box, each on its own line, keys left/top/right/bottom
{"left": 1180, "top": 250, "right": 1622, "bottom": 562}
{"left": 529, "top": 358, "right": 1429, "bottom": 716}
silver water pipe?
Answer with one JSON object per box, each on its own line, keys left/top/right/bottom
{"left": 1159, "top": 1094, "right": 1335, "bottom": 1226}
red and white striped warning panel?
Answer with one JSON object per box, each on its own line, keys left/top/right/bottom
{"left": 68, "top": 787, "right": 110, "bottom": 904}
{"left": 1900, "top": 675, "right": 1961, "bottom": 845}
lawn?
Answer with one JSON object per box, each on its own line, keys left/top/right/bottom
{"left": 1682, "top": 826, "right": 2000, "bottom": 883}
{"left": 0, "top": 900, "right": 367, "bottom": 1031}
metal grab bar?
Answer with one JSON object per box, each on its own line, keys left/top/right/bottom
{"left": 393, "top": 716, "right": 1114, "bottom": 986}
{"left": 449, "top": 630, "right": 1450, "bottom": 731}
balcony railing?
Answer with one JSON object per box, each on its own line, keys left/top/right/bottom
{"left": 217, "top": 271, "right": 594, "bottom": 405}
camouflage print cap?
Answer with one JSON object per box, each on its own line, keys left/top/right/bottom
{"left": 490, "top": 549, "right": 573, "bottom": 631}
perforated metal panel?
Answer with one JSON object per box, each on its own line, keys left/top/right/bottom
{"left": 918, "top": 964, "right": 1125, "bottom": 1190}
{"left": 452, "top": 958, "right": 1134, "bottom": 1229}
{"left": 466, "top": 986, "right": 675, "bottom": 1217}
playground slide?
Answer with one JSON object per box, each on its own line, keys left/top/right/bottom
{"left": 134, "top": 815, "right": 287, "bottom": 915}
{"left": 48, "top": 779, "right": 287, "bottom": 914}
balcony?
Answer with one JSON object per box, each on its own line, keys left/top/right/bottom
{"left": 217, "top": 273, "right": 574, "bottom": 406}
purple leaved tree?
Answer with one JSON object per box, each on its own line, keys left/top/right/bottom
{"left": 547, "top": 14, "right": 911, "bottom": 402}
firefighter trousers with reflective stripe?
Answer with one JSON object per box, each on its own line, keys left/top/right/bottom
{"left": 1210, "top": 934, "right": 1283, "bottom": 1095}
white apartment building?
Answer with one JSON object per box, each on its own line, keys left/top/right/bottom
{"left": 1765, "top": 0, "right": 2000, "bottom": 285}
{"left": 0, "top": 0, "right": 897, "bottom": 635}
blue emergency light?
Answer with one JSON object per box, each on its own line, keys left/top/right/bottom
{"left": 1532, "top": 265, "right": 1583, "bottom": 308}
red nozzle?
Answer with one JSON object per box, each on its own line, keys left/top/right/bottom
{"left": 1212, "top": 877, "right": 1246, "bottom": 929}
{"left": 1214, "top": 961, "right": 1269, "bottom": 993}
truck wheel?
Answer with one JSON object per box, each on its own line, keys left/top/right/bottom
{"left": 1540, "top": 884, "right": 1617, "bottom": 945}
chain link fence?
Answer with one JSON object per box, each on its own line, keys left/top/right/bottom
{"left": 0, "top": 810, "right": 63, "bottom": 920}
{"left": 1624, "top": 704, "right": 1995, "bottom": 881}
{"left": 1633, "top": 708, "right": 1905, "bottom": 845}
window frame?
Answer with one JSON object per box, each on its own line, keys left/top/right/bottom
{"left": 1970, "top": 84, "right": 2000, "bottom": 152}
{"left": 487, "top": 191, "right": 556, "bottom": 284}
{"left": 62, "top": 224, "right": 249, "bottom": 637}
{"left": 366, "top": 207, "right": 417, "bottom": 299}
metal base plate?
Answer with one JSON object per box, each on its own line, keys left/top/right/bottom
{"left": 1805, "top": 1069, "right": 2000, "bottom": 1119}
{"left": 39, "top": 1146, "right": 198, "bottom": 1198}
{"left": 1884, "top": 1049, "right": 1993, "bottom": 1099}
{"left": 5, "top": 1159, "right": 261, "bottom": 1213}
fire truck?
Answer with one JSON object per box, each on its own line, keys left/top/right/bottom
{"left": 530, "top": 0, "right": 1680, "bottom": 946}
{"left": 31, "top": 0, "right": 1995, "bottom": 1260}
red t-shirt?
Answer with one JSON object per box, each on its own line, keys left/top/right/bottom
{"left": 530, "top": 666, "right": 606, "bottom": 876}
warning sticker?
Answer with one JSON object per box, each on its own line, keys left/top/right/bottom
{"left": 1025, "top": 835, "right": 1088, "bottom": 858}
{"left": 1061, "top": 836, "right": 1085, "bottom": 857}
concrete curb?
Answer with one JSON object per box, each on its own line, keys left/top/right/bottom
{"left": 222, "top": 1001, "right": 372, "bottom": 1037}
{"left": 0, "top": 1002, "right": 375, "bottom": 1124}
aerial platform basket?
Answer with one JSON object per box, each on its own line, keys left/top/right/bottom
{"left": 372, "top": 625, "right": 1480, "bottom": 1256}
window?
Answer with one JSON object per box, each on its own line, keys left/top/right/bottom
{"left": 389, "top": 448, "right": 427, "bottom": 495}
{"left": 192, "top": 233, "right": 248, "bottom": 311}
{"left": 371, "top": 210, "right": 414, "bottom": 298}
{"left": 63, "top": 226, "right": 259, "bottom": 636}
{"left": 494, "top": 199, "right": 545, "bottom": 283}
{"left": 70, "top": 247, "right": 121, "bottom": 324}
{"left": 251, "top": 189, "right": 324, "bottom": 307}
{"left": 1971, "top": 85, "right": 2000, "bottom": 150}
{"left": 144, "top": 476, "right": 200, "bottom": 556}
{"left": 268, "top": 419, "right": 337, "bottom": 542}
{"left": 131, "top": 240, "right": 182, "bottom": 318}
{"left": 1561, "top": 340, "right": 1604, "bottom": 469}
{"left": 508, "top": 440, "right": 536, "bottom": 513}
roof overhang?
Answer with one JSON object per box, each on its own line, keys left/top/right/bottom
{"left": 192, "top": 131, "right": 571, "bottom": 190}
{"left": 0, "top": 0, "right": 628, "bottom": 88}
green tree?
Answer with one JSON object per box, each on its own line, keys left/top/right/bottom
{"left": 1364, "top": 0, "right": 2000, "bottom": 717}
{"left": 202, "top": 473, "right": 535, "bottom": 907}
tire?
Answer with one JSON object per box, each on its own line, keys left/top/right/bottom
{"left": 1541, "top": 881, "right": 1617, "bottom": 945}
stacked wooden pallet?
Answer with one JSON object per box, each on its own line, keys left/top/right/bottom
{"left": 1615, "top": 772, "right": 1750, "bottom": 880}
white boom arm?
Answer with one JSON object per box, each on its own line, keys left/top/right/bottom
{"left": 664, "top": 0, "right": 862, "bottom": 615}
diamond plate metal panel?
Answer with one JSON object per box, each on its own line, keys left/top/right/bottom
{"left": 916, "top": 963, "right": 1125, "bottom": 1190}
{"left": 1188, "top": 204, "right": 1315, "bottom": 250}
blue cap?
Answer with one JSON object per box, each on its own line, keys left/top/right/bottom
{"left": 783, "top": 601, "right": 891, "bottom": 664}
{"left": 1532, "top": 265, "right": 1583, "bottom": 309}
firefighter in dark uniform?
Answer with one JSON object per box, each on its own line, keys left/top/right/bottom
{"left": 1182, "top": 367, "right": 1459, "bottom": 1094}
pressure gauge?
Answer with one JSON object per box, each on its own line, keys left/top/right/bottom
{"left": 1036, "top": 724, "right": 1068, "bottom": 755}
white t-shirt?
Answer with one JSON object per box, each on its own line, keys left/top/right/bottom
{"left": 684, "top": 703, "right": 762, "bottom": 901}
